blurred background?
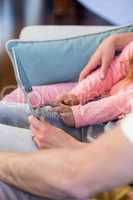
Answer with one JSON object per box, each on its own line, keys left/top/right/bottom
{"left": 0, "top": 0, "right": 133, "bottom": 96}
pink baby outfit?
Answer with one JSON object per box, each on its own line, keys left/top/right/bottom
{"left": 3, "top": 41, "right": 133, "bottom": 128}
{"left": 70, "top": 41, "right": 133, "bottom": 127}
{"left": 3, "top": 83, "right": 76, "bottom": 108}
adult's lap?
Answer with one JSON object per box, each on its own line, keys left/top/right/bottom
{"left": 0, "top": 101, "right": 116, "bottom": 150}
{"left": 0, "top": 102, "right": 88, "bottom": 142}
{"left": 0, "top": 102, "right": 29, "bottom": 128}
{"left": 0, "top": 181, "right": 51, "bottom": 200}
{"left": 0, "top": 123, "right": 37, "bottom": 152}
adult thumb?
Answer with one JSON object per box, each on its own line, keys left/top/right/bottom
{"left": 79, "top": 56, "right": 100, "bottom": 81}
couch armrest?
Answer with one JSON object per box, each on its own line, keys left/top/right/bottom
{"left": 19, "top": 25, "right": 114, "bottom": 41}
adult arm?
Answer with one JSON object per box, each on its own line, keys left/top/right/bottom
{"left": 0, "top": 120, "right": 133, "bottom": 199}
{"left": 79, "top": 32, "right": 133, "bottom": 81}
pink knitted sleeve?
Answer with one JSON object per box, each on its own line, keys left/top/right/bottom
{"left": 70, "top": 51, "right": 128, "bottom": 105}
{"left": 72, "top": 89, "right": 133, "bottom": 128}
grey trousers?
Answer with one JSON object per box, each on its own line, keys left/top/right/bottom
{"left": 0, "top": 101, "right": 108, "bottom": 143}
{"left": 0, "top": 181, "right": 51, "bottom": 200}
{"left": 0, "top": 122, "right": 117, "bottom": 200}
{"left": 0, "top": 123, "right": 53, "bottom": 200}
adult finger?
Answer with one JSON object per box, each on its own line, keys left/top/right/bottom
{"left": 79, "top": 54, "right": 100, "bottom": 81}
{"left": 32, "top": 136, "right": 41, "bottom": 149}
{"left": 30, "top": 126, "right": 46, "bottom": 145}
{"left": 100, "top": 55, "right": 112, "bottom": 79}
{"left": 28, "top": 116, "right": 49, "bottom": 130}
{"left": 30, "top": 124, "right": 40, "bottom": 136}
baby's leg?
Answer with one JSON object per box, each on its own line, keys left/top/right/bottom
{"left": 3, "top": 83, "right": 77, "bottom": 107}
{"left": 0, "top": 83, "right": 77, "bottom": 128}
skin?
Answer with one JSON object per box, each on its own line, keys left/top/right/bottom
{"left": 51, "top": 32, "right": 133, "bottom": 126}
{"left": 127, "top": 192, "right": 133, "bottom": 200}
{"left": 51, "top": 103, "right": 75, "bottom": 127}
{"left": 79, "top": 32, "right": 133, "bottom": 81}
{"left": 29, "top": 116, "right": 82, "bottom": 149}
{"left": 49, "top": 94, "right": 79, "bottom": 127}
{"left": 0, "top": 120, "right": 133, "bottom": 199}
{"left": 0, "top": 33, "right": 133, "bottom": 199}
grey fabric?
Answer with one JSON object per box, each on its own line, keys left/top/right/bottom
{"left": 0, "top": 101, "right": 117, "bottom": 145}
{"left": 0, "top": 121, "right": 117, "bottom": 200}
{"left": 0, "top": 102, "right": 29, "bottom": 128}
{"left": 0, "top": 181, "right": 50, "bottom": 200}
{"left": 0, "top": 102, "right": 118, "bottom": 199}
{"left": 0, "top": 102, "right": 104, "bottom": 152}
{"left": 0, "top": 102, "right": 89, "bottom": 142}
{"left": 0, "top": 123, "right": 37, "bottom": 152}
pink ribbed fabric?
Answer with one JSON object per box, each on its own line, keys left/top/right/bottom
{"left": 71, "top": 41, "right": 133, "bottom": 127}
{"left": 3, "top": 41, "right": 133, "bottom": 128}
{"left": 3, "top": 83, "right": 76, "bottom": 107}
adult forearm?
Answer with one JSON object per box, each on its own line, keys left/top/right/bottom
{"left": 0, "top": 149, "right": 89, "bottom": 200}
{"left": 0, "top": 126, "right": 133, "bottom": 199}
{"left": 0, "top": 152, "right": 40, "bottom": 195}
{"left": 84, "top": 126, "right": 133, "bottom": 197}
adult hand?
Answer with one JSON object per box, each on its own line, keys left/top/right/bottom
{"left": 51, "top": 104, "right": 75, "bottom": 127}
{"left": 79, "top": 35, "right": 116, "bottom": 81}
{"left": 29, "top": 116, "right": 80, "bottom": 149}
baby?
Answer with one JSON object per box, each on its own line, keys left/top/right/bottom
{"left": 2, "top": 40, "right": 133, "bottom": 141}
{"left": 50, "top": 41, "right": 133, "bottom": 129}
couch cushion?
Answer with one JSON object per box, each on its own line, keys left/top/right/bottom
{"left": 6, "top": 24, "right": 133, "bottom": 92}
{"left": 20, "top": 25, "right": 114, "bottom": 40}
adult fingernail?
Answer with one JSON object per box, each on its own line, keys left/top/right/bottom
{"left": 100, "top": 73, "right": 105, "bottom": 79}
{"left": 28, "top": 115, "right": 34, "bottom": 122}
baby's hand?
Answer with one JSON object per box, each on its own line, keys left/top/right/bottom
{"left": 50, "top": 94, "right": 79, "bottom": 107}
{"left": 51, "top": 104, "right": 75, "bottom": 127}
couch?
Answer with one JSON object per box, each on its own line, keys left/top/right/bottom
{"left": 4, "top": 25, "right": 133, "bottom": 200}
{"left": 19, "top": 25, "right": 113, "bottom": 40}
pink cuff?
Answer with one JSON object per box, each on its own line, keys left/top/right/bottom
{"left": 71, "top": 105, "right": 83, "bottom": 128}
